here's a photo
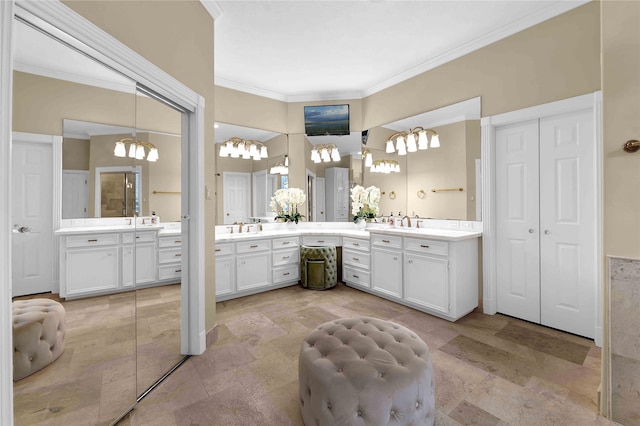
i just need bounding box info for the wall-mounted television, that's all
[304,104,350,136]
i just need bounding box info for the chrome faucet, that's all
[401,215,412,228]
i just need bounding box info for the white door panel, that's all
[12,140,54,296]
[62,170,89,219]
[223,172,251,225]
[539,109,595,338]
[496,120,540,323]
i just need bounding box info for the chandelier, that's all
[370,159,400,173]
[269,155,289,175]
[218,137,268,160]
[311,144,340,163]
[114,137,159,162]
[385,127,440,155]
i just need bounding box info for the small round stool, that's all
[12,299,66,381]
[300,245,337,290]
[298,317,435,425]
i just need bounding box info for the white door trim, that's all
[481,91,603,346]
[2,2,207,423]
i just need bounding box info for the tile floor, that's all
[121,283,612,425]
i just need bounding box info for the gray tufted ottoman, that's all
[299,317,435,425]
[12,299,66,381]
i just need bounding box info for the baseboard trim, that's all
[206,323,219,348]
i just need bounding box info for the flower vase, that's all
[355,219,367,230]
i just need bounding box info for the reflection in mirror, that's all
[362,97,481,221]
[215,123,284,224]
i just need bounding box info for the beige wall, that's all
[601,0,640,418]
[62,138,89,170]
[147,133,182,223]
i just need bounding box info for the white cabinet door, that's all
[371,248,402,297]
[236,252,271,291]
[404,252,449,314]
[123,242,157,287]
[66,246,119,295]
[215,256,235,296]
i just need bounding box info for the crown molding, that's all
[215,76,289,102]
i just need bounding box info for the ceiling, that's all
[212,0,588,102]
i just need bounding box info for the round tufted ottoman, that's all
[12,299,66,381]
[299,317,435,426]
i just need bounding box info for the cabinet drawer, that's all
[343,248,370,269]
[272,236,300,249]
[343,265,370,288]
[272,248,299,267]
[302,235,340,247]
[215,243,234,256]
[159,247,182,264]
[273,264,300,284]
[371,234,402,249]
[159,264,182,280]
[236,240,271,253]
[404,237,448,256]
[159,236,182,248]
[122,231,156,244]
[342,237,369,252]
[66,233,118,248]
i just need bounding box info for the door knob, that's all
[16,226,31,233]
[528,228,535,233]
[544,230,551,235]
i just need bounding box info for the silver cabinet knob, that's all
[528,228,535,234]
[544,230,551,235]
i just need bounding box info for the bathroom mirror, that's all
[362,97,482,221]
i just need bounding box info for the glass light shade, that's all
[430,133,440,148]
[260,146,268,158]
[396,136,407,156]
[321,149,331,162]
[230,145,240,158]
[114,141,126,157]
[284,155,289,166]
[249,143,257,156]
[147,148,159,162]
[386,140,395,153]
[311,148,319,163]
[237,141,245,154]
[252,150,261,160]
[219,144,228,157]
[242,149,251,159]
[135,144,145,160]
[281,167,288,175]
[128,143,137,158]
[331,147,340,161]
[364,152,373,167]
[418,130,428,150]
[406,133,417,152]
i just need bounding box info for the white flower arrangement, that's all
[350,185,381,222]
[270,187,306,223]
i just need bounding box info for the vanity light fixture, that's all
[370,159,400,173]
[311,144,341,163]
[385,127,440,154]
[114,138,159,162]
[269,155,289,175]
[218,137,268,161]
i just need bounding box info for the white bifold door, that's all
[496,108,596,338]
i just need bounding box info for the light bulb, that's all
[406,132,417,152]
[430,133,440,148]
[418,130,428,150]
[386,140,395,153]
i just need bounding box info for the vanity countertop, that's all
[214,227,481,242]
[55,224,164,235]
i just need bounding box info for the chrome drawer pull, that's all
[317,240,325,243]
[420,244,430,248]
[250,245,259,248]
[283,241,290,245]
[175,269,182,273]
[215,248,221,252]
[353,257,360,261]
[174,240,181,243]
[282,256,290,259]
[88,239,98,242]
[175,253,181,257]
[352,242,359,246]
[353,274,359,279]
[382,239,390,243]
[283,272,290,276]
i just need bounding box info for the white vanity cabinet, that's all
[342,236,370,289]
[215,242,235,297]
[122,231,157,287]
[402,235,478,320]
[235,239,271,291]
[272,236,300,285]
[371,234,403,297]
[61,233,119,298]
[158,234,183,282]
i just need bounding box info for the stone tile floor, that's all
[122,283,612,425]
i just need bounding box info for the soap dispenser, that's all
[151,211,159,224]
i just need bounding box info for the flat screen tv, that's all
[304,104,350,136]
